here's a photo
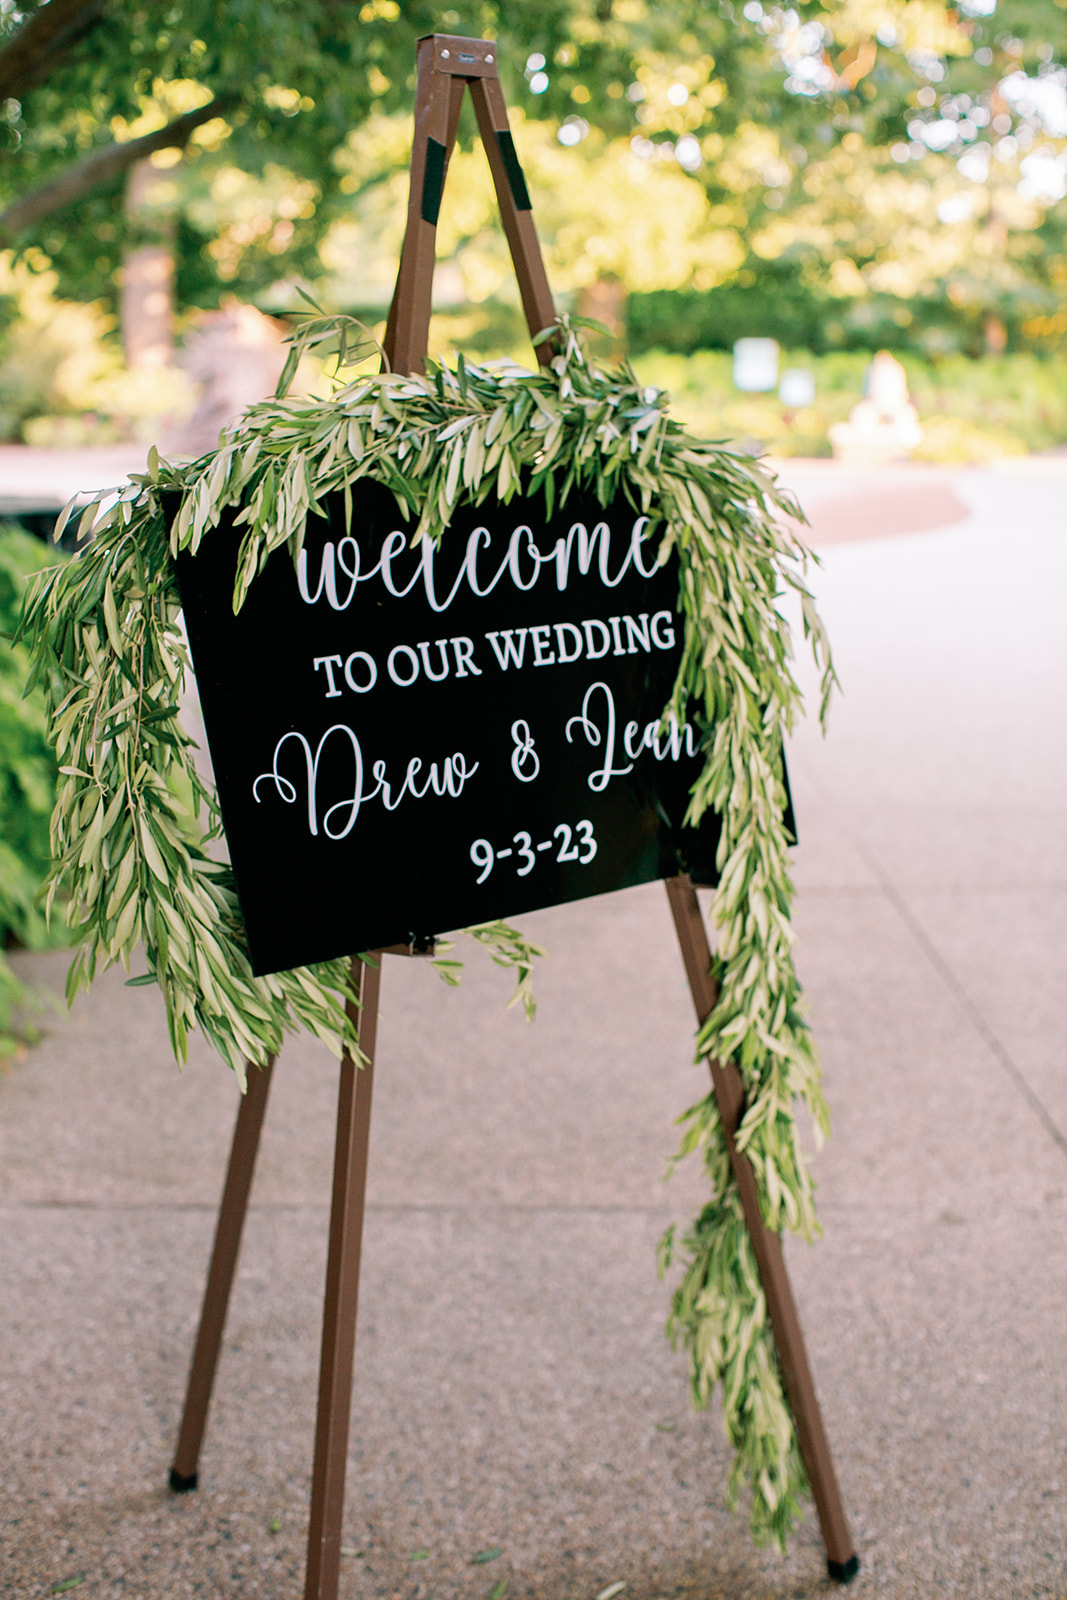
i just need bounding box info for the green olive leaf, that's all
[21,316,834,1550]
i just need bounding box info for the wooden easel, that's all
[168,35,859,1597]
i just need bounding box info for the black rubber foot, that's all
[168,1468,199,1493]
[828,1554,860,1584]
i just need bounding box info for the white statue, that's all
[829,350,923,463]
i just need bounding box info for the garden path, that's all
[1,457,1066,1599]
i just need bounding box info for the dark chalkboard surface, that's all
[174,481,725,975]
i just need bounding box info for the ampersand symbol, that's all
[510,719,540,783]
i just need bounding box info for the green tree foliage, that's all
[2,0,1064,329]
[1,0,443,301]
[3,0,749,304]
[0,249,195,442]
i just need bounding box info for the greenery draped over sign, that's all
[20,319,835,1548]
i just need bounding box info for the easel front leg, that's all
[382,40,466,375]
[170,1053,276,1491]
[665,876,859,1583]
[304,954,382,1600]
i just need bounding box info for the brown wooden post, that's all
[465,70,557,354]
[169,1054,276,1491]
[664,875,859,1583]
[303,954,383,1600]
[382,37,465,376]
[383,34,557,376]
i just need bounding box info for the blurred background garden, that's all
[2,0,1067,1052]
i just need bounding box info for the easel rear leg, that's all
[169,1053,275,1491]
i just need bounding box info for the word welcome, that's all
[297,515,660,615]
[312,611,677,698]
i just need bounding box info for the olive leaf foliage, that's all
[20,316,834,1548]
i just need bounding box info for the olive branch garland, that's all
[19,319,834,1550]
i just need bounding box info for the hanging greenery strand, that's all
[19,318,834,1548]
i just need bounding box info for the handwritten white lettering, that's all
[565,682,634,793]
[252,726,364,839]
[566,682,697,792]
[380,529,423,601]
[253,725,479,838]
[297,538,361,610]
[510,719,540,782]
[623,715,699,762]
[295,515,661,614]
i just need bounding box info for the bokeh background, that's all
[2,0,1067,458]
[2,9,1067,1597]
[4,0,1067,1042]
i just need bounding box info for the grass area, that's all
[630,349,1067,461]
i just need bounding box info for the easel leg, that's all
[169,1054,276,1491]
[304,955,382,1600]
[665,876,859,1583]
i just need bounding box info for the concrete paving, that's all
[2,459,1066,1599]
[0,443,149,513]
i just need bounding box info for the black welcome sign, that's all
[174,481,723,976]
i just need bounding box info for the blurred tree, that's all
[714,0,1067,349]
[0,0,1064,348]
[0,0,768,308]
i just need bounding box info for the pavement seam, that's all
[787,752,1067,1163]
[869,865,1067,1166]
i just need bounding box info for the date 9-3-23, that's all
[470,820,596,884]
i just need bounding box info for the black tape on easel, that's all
[421,137,447,224]
[495,130,532,210]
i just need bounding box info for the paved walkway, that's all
[0,443,149,509]
[1,460,1066,1598]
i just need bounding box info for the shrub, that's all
[627,275,1057,360]
[631,347,1067,459]
[0,522,67,1055]
[0,250,194,445]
